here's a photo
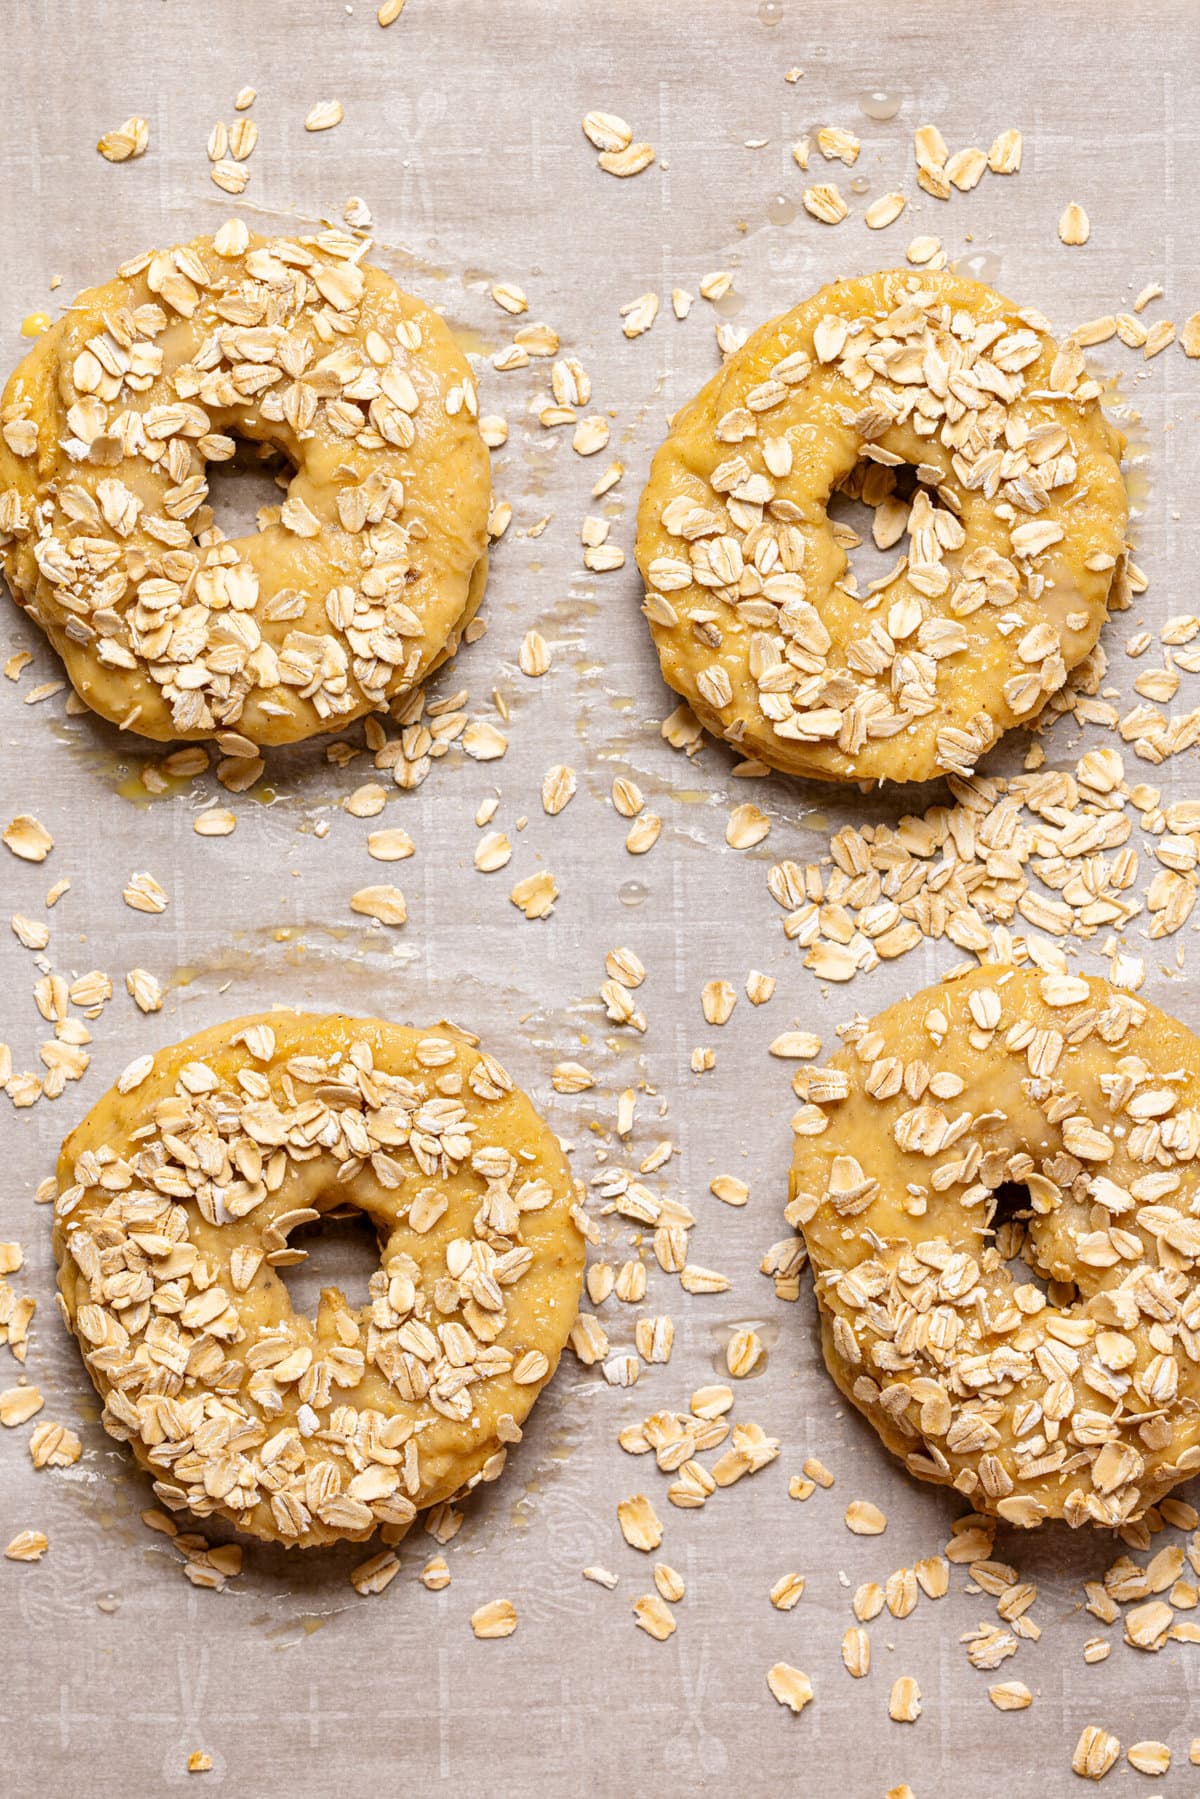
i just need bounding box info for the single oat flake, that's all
[1059,202,1091,245]
[4,1529,48,1561]
[305,100,344,133]
[766,1664,813,1715]
[3,815,53,862]
[470,1598,517,1639]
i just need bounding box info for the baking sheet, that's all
[2,1,1200,1792]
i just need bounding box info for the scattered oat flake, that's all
[618,1493,663,1552]
[726,1328,764,1379]
[701,980,736,1026]
[470,1598,517,1639]
[621,293,660,339]
[583,1565,618,1589]
[4,816,53,863]
[1126,1743,1170,1777]
[947,146,987,191]
[770,1571,805,1611]
[802,183,847,224]
[988,128,1023,173]
[865,192,906,230]
[519,630,551,677]
[625,813,662,855]
[599,142,655,178]
[377,0,406,22]
[194,807,236,838]
[97,116,149,162]
[0,1386,44,1426]
[491,282,528,315]
[907,235,942,266]
[1073,1726,1121,1780]
[187,1754,213,1776]
[888,1676,921,1724]
[462,720,508,761]
[1181,312,1200,357]
[582,111,632,152]
[123,872,168,913]
[125,968,163,1013]
[1144,318,1175,358]
[1059,202,1090,245]
[726,803,770,849]
[350,885,407,926]
[653,1562,685,1604]
[542,765,577,815]
[767,1664,813,1715]
[4,1530,47,1562]
[573,415,611,456]
[474,832,512,873]
[634,1593,676,1640]
[845,1500,887,1536]
[420,1556,450,1590]
[367,828,415,863]
[305,100,344,132]
[817,126,860,165]
[29,1421,82,1469]
[988,1681,1031,1711]
[350,1550,401,1596]
[509,871,558,919]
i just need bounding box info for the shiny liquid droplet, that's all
[714,289,747,319]
[96,1592,121,1614]
[850,176,869,195]
[767,194,797,226]
[618,879,650,908]
[758,0,783,23]
[956,249,1003,285]
[859,88,903,122]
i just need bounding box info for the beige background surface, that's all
[2,2,1200,1793]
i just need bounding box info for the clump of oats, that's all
[97,116,149,162]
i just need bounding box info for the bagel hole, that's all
[827,462,953,601]
[987,1181,1078,1308]
[203,437,295,540]
[277,1207,381,1316]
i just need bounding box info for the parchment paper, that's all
[3,2,1200,1793]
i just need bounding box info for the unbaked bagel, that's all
[54,1012,585,1548]
[788,966,1200,1527]
[636,269,1128,785]
[0,225,491,744]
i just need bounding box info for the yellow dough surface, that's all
[54,1012,585,1548]
[0,226,491,745]
[636,269,1128,785]
[789,965,1200,1527]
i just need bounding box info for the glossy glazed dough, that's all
[54,1012,585,1547]
[789,966,1200,1527]
[636,269,1128,785]
[0,227,491,745]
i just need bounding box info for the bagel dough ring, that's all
[53,1012,585,1548]
[636,269,1128,785]
[0,226,491,745]
[788,966,1200,1528]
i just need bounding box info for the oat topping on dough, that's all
[53,1012,585,1547]
[636,269,1128,784]
[0,230,491,745]
[790,967,1200,1528]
